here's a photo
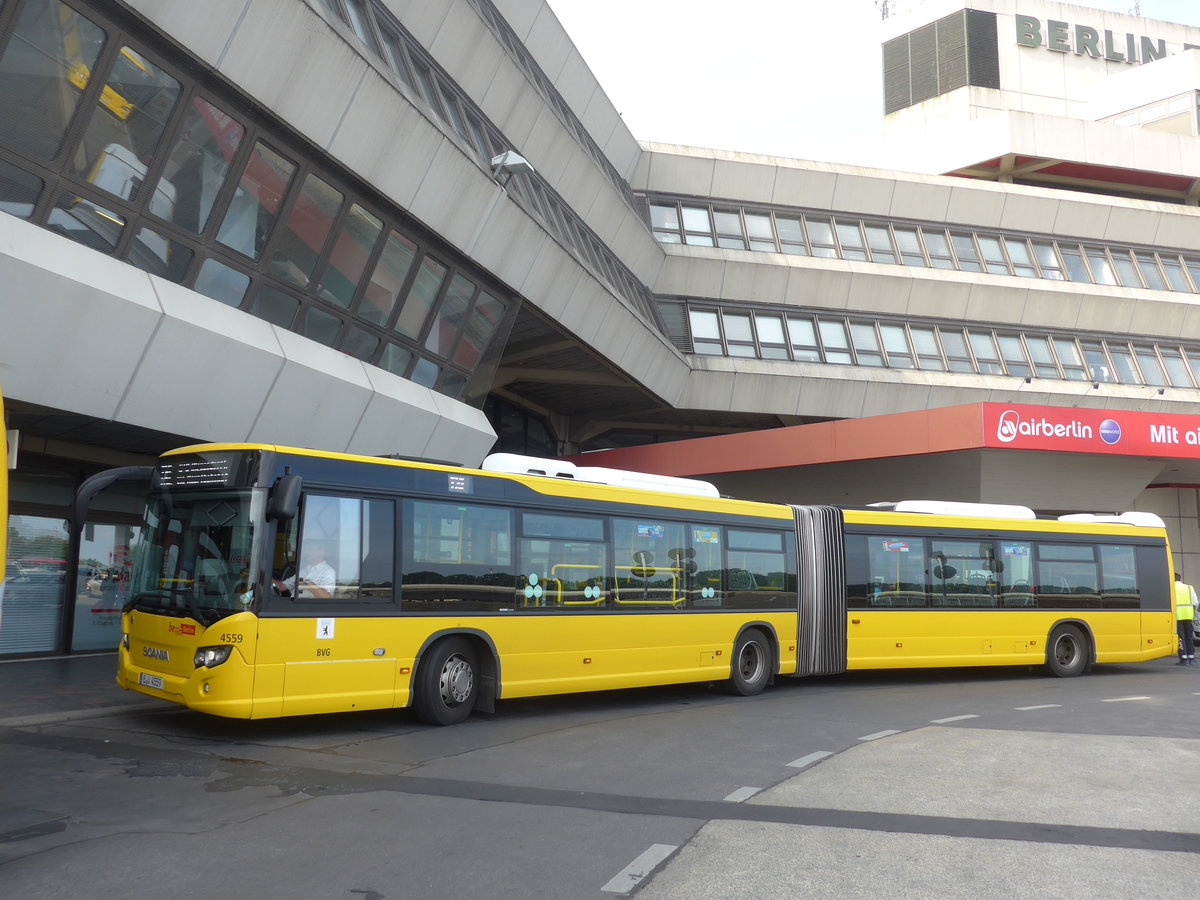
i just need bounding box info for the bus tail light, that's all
[194,645,233,669]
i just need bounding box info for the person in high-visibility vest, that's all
[1174,572,1197,666]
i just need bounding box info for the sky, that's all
[545,0,1200,167]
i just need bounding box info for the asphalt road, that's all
[1,659,1198,899]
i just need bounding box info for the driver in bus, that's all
[274,543,336,599]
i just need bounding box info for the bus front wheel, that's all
[1045,625,1089,677]
[414,637,479,725]
[724,628,772,696]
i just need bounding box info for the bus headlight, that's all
[194,645,233,669]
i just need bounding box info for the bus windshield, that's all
[128,488,264,624]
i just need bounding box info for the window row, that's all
[648,196,1200,294]
[319,0,658,325]
[677,303,1200,388]
[270,492,798,613]
[846,532,1150,610]
[462,0,637,210]
[0,0,513,400]
[1103,91,1196,129]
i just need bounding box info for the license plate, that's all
[139,672,164,690]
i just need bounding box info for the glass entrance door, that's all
[0,514,69,654]
[73,521,141,651]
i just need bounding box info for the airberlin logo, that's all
[995,410,1112,444]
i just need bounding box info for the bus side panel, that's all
[478,611,798,699]
[247,611,797,714]
[1132,610,1176,662]
[846,610,1065,669]
[1078,612,1135,660]
[847,608,1173,669]
[255,616,400,717]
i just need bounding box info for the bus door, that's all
[257,492,398,717]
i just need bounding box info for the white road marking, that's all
[930,714,979,724]
[723,786,761,802]
[1101,695,1151,702]
[858,729,900,741]
[786,750,833,769]
[601,843,678,894]
[1015,704,1062,710]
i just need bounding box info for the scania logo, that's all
[1099,418,1122,444]
[143,646,169,661]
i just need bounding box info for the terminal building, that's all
[3,0,1200,654]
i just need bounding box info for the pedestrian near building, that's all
[1174,572,1197,666]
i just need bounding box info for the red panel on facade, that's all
[567,405,991,476]
[569,403,1200,477]
[1036,161,1192,191]
[951,157,1193,193]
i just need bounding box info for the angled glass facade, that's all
[0,0,519,401]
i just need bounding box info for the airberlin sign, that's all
[983,404,1200,456]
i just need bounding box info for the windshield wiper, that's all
[126,589,219,626]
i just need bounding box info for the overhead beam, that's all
[489,386,553,418]
[492,367,632,388]
[954,156,1193,200]
[956,156,1063,180]
[570,418,751,445]
[500,339,578,365]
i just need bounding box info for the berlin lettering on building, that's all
[1015,14,1200,64]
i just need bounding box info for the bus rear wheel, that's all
[724,628,772,696]
[414,637,479,725]
[1045,625,1089,677]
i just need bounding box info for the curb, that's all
[0,700,170,729]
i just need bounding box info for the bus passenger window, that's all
[611,518,685,607]
[930,539,998,607]
[1036,544,1100,609]
[1099,545,1139,609]
[686,525,723,607]
[999,541,1035,608]
[358,499,395,600]
[724,529,794,611]
[518,512,606,609]
[402,500,514,611]
[860,535,927,607]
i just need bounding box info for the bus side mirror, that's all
[267,474,302,521]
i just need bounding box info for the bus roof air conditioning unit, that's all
[1058,512,1166,528]
[480,453,719,497]
[891,500,1037,520]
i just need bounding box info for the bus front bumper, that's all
[117,645,255,718]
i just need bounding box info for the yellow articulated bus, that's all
[74,444,1176,725]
